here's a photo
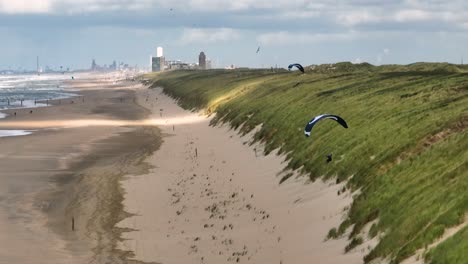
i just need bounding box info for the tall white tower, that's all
[157,47,163,58]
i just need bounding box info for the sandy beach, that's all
[0,74,373,263]
[0,73,160,264]
[117,87,375,264]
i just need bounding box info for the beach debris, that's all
[326,153,333,163]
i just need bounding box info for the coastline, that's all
[0,73,161,263]
[1,74,373,263]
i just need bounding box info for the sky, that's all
[1,0,468,70]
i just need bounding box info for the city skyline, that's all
[1,0,468,70]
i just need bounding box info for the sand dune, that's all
[117,87,373,264]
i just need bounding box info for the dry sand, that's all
[117,87,374,264]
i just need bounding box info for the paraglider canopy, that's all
[288,63,305,73]
[304,114,348,137]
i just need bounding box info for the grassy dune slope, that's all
[146,63,467,263]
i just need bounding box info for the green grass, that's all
[146,63,468,263]
[424,226,468,264]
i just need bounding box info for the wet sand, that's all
[117,87,375,264]
[0,73,160,264]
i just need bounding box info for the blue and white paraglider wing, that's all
[288,63,305,73]
[304,114,348,137]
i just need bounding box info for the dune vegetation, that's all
[145,62,467,263]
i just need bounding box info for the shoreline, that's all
[0,73,161,263]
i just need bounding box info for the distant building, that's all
[152,46,165,72]
[152,56,165,72]
[91,59,97,71]
[199,52,206,70]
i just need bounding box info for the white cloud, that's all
[394,9,431,22]
[180,28,241,44]
[337,10,381,26]
[279,10,319,20]
[0,0,311,14]
[0,0,52,14]
[257,31,357,45]
[352,57,362,64]
[1,0,468,37]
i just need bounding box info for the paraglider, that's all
[288,63,305,73]
[304,114,348,137]
[256,46,260,54]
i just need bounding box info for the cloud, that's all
[394,9,431,22]
[0,0,311,14]
[0,0,52,14]
[257,31,357,45]
[180,28,242,44]
[352,57,363,64]
[337,10,381,26]
[1,0,468,46]
[383,48,390,54]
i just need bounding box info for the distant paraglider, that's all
[288,63,305,73]
[304,114,348,137]
[256,46,260,54]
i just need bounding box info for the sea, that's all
[0,73,78,137]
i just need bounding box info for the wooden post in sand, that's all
[195,148,198,157]
[72,217,75,231]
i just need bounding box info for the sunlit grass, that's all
[147,63,468,263]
